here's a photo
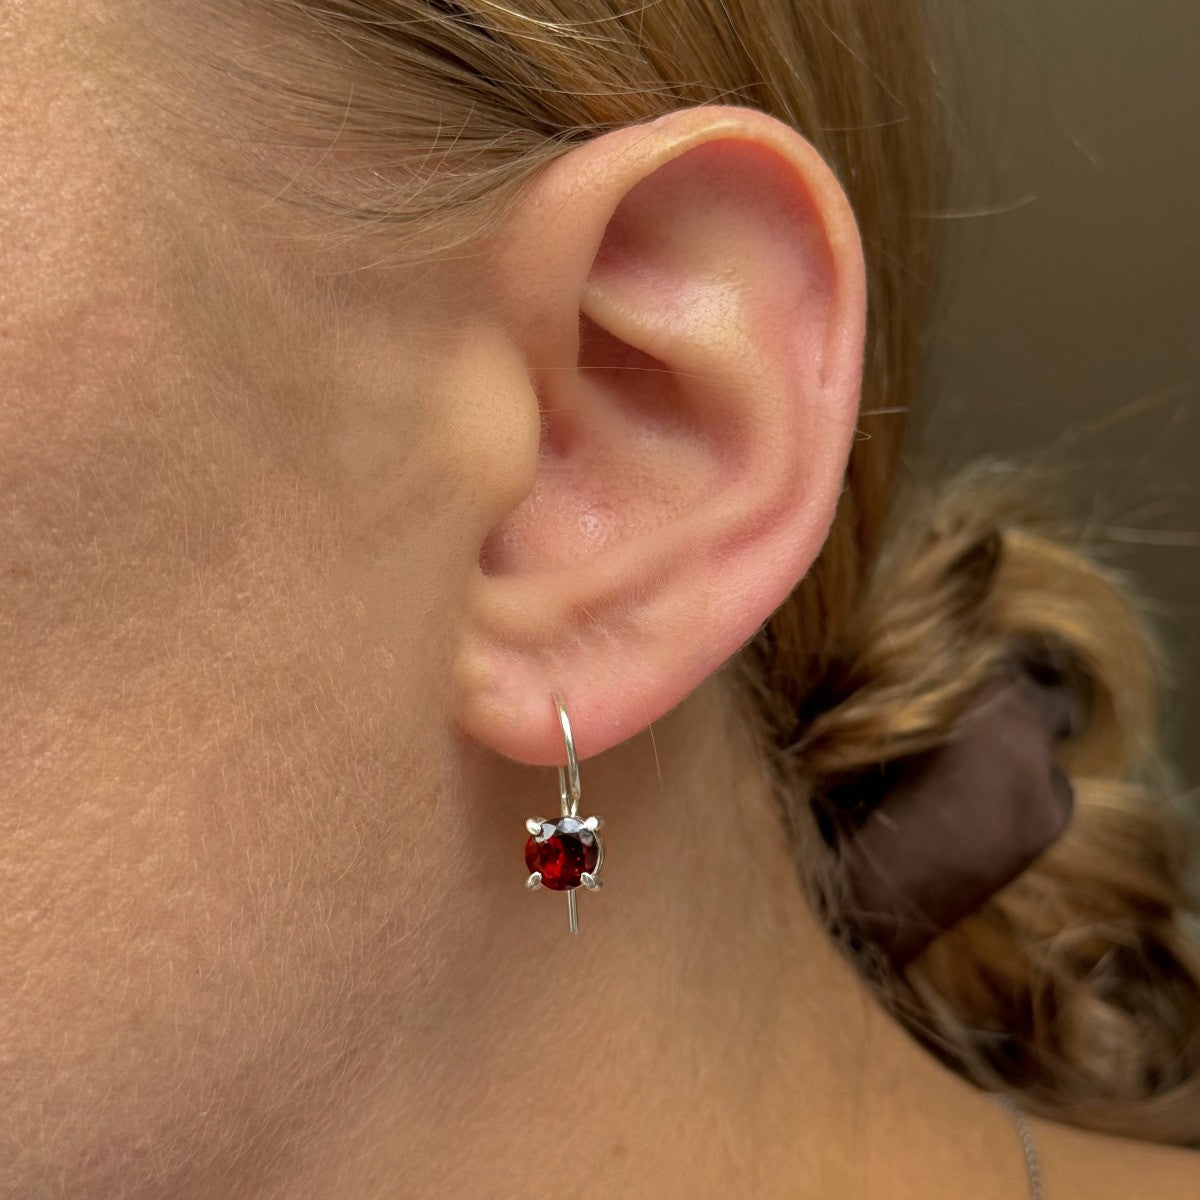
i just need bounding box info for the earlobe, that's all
[453,105,866,767]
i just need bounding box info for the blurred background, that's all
[916,1,1199,793]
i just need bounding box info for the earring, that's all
[524,692,605,933]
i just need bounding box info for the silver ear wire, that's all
[521,692,604,932]
[555,691,581,817]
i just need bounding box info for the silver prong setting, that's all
[526,871,543,891]
[525,817,545,837]
[584,815,603,832]
[580,872,601,890]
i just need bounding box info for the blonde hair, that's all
[166,0,1200,1145]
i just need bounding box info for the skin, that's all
[2,4,1197,1198]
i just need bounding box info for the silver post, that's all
[554,692,582,932]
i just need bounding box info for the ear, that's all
[453,105,866,765]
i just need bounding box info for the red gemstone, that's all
[525,815,599,890]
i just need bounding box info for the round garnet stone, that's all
[525,815,599,891]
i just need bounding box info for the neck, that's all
[246,679,1032,1199]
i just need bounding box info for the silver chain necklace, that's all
[990,1093,1044,1199]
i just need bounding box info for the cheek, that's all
[0,281,468,1199]
[0,370,466,1193]
[1,54,485,1193]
